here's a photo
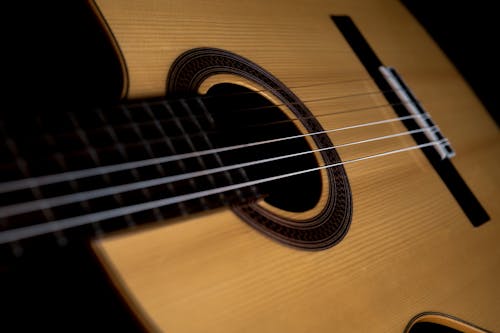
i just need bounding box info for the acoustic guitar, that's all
[1,0,499,332]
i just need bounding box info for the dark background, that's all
[2,1,498,332]
[403,0,499,126]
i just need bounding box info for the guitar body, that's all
[2,0,499,332]
[88,0,500,331]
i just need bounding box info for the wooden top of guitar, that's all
[91,0,500,331]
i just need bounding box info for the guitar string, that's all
[132,86,396,118]
[2,84,408,188]
[0,127,432,219]
[41,86,404,143]
[203,102,404,130]
[128,76,374,106]
[0,139,447,245]
[31,101,405,166]
[9,100,405,187]
[128,90,402,132]
[205,77,375,98]
[0,113,425,193]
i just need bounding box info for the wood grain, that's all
[91,0,500,331]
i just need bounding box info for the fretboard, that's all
[0,96,261,254]
[0,83,322,256]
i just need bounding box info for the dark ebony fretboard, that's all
[0,81,322,256]
[0,96,261,254]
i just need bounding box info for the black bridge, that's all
[332,15,489,227]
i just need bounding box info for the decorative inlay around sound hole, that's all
[166,47,352,250]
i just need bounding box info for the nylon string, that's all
[0,126,433,218]
[0,79,436,243]
[0,113,424,194]
[0,139,447,244]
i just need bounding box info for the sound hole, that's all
[167,47,352,249]
[204,83,321,212]
[408,323,463,333]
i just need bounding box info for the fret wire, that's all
[195,96,258,200]
[164,100,212,209]
[181,98,233,203]
[39,116,105,237]
[196,98,260,198]
[81,110,137,228]
[142,102,190,216]
[65,112,107,235]
[4,126,68,246]
[195,96,216,126]
[53,141,104,237]
[121,104,166,221]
